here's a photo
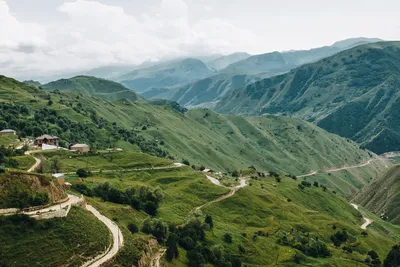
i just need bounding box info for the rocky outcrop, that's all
[136,239,160,267]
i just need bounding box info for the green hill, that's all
[41,75,143,102]
[117,58,214,93]
[353,165,400,225]
[71,162,400,267]
[0,171,66,209]
[0,206,110,267]
[216,41,400,154]
[0,75,386,194]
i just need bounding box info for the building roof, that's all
[52,173,65,179]
[0,129,16,133]
[71,143,89,148]
[36,134,58,140]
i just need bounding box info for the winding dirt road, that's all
[25,150,41,172]
[298,158,383,178]
[350,203,374,229]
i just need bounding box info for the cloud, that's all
[0,0,262,79]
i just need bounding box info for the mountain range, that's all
[215,41,400,154]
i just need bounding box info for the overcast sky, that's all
[1,0,399,80]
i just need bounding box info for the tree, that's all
[76,168,89,178]
[361,231,368,237]
[50,156,62,173]
[182,159,190,166]
[275,177,281,183]
[205,215,213,229]
[128,223,139,234]
[48,100,53,106]
[368,250,379,260]
[384,244,400,267]
[166,233,179,261]
[223,233,233,243]
[313,181,319,187]
[187,248,205,267]
[6,158,19,168]
[232,170,239,177]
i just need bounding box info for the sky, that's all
[1,0,399,80]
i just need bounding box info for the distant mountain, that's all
[42,76,143,102]
[215,41,400,153]
[116,58,215,93]
[23,80,42,88]
[207,52,251,70]
[353,165,400,225]
[332,37,382,48]
[145,38,382,108]
[142,73,259,108]
[83,64,137,80]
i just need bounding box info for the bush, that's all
[313,181,319,187]
[182,159,190,166]
[128,223,139,234]
[223,233,233,243]
[76,168,89,178]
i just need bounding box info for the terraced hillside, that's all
[216,41,400,153]
[353,165,400,225]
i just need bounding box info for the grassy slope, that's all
[70,164,400,267]
[352,165,400,225]
[0,135,19,147]
[216,41,400,153]
[0,206,110,267]
[41,75,142,102]
[38,150,170,172]
[13,155,36,171]
[0,75,386,194]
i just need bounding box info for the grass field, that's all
[38,150,170,172]
[0,135,19,147]
[0,206,110,267]
[13,155,36,171]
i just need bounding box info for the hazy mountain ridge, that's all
[215,41,400,153]
[145,37,382,107]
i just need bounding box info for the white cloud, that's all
[0,0,263,79]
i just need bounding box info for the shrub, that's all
[76,168,89,178]
[128,223,139,234]
[205,215,213,229]
[223,233,233,243]
[182,159,190,166]
[313,181,319,187]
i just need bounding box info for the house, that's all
[35,134,59,147]
[52,173,65,185]
[70,143,90,153]
[0,129,16,136]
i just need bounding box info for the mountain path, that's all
[298,157,386,178]
[25,150,42,172]
[350,203,374,229]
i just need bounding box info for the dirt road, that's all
[83,205,124,267]
[25,150,41,172]
[350,203,374,229]
[298,158,384,178]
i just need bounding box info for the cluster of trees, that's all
[330,229,348,247]
[277,231,331,259]
[141,216,241,267]
[72,183,163,216]
[0,145,27,168]
[0,102,168,158]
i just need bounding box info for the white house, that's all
[0,129,16,136]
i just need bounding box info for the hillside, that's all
[0,206,110,266]
[0,75,386,193]
[117,58,214,93]
[147,38,381,108]
[216,41,400,153]
[0,171,66,209]
[41,75,143,102]
[353,165,400,225]
[69,159,400,267]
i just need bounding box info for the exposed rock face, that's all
[136,239,160,267]
[0,171,67,209]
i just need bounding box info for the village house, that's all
[34,134,59,147]
[70,143,90,153]
[0,129,16,136]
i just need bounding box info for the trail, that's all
[150,248,166,267]
[350,203,374,229]
[25,150,42,172]
[19,154,125,266]
[82,205,124,267]
[298,157,385,178]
